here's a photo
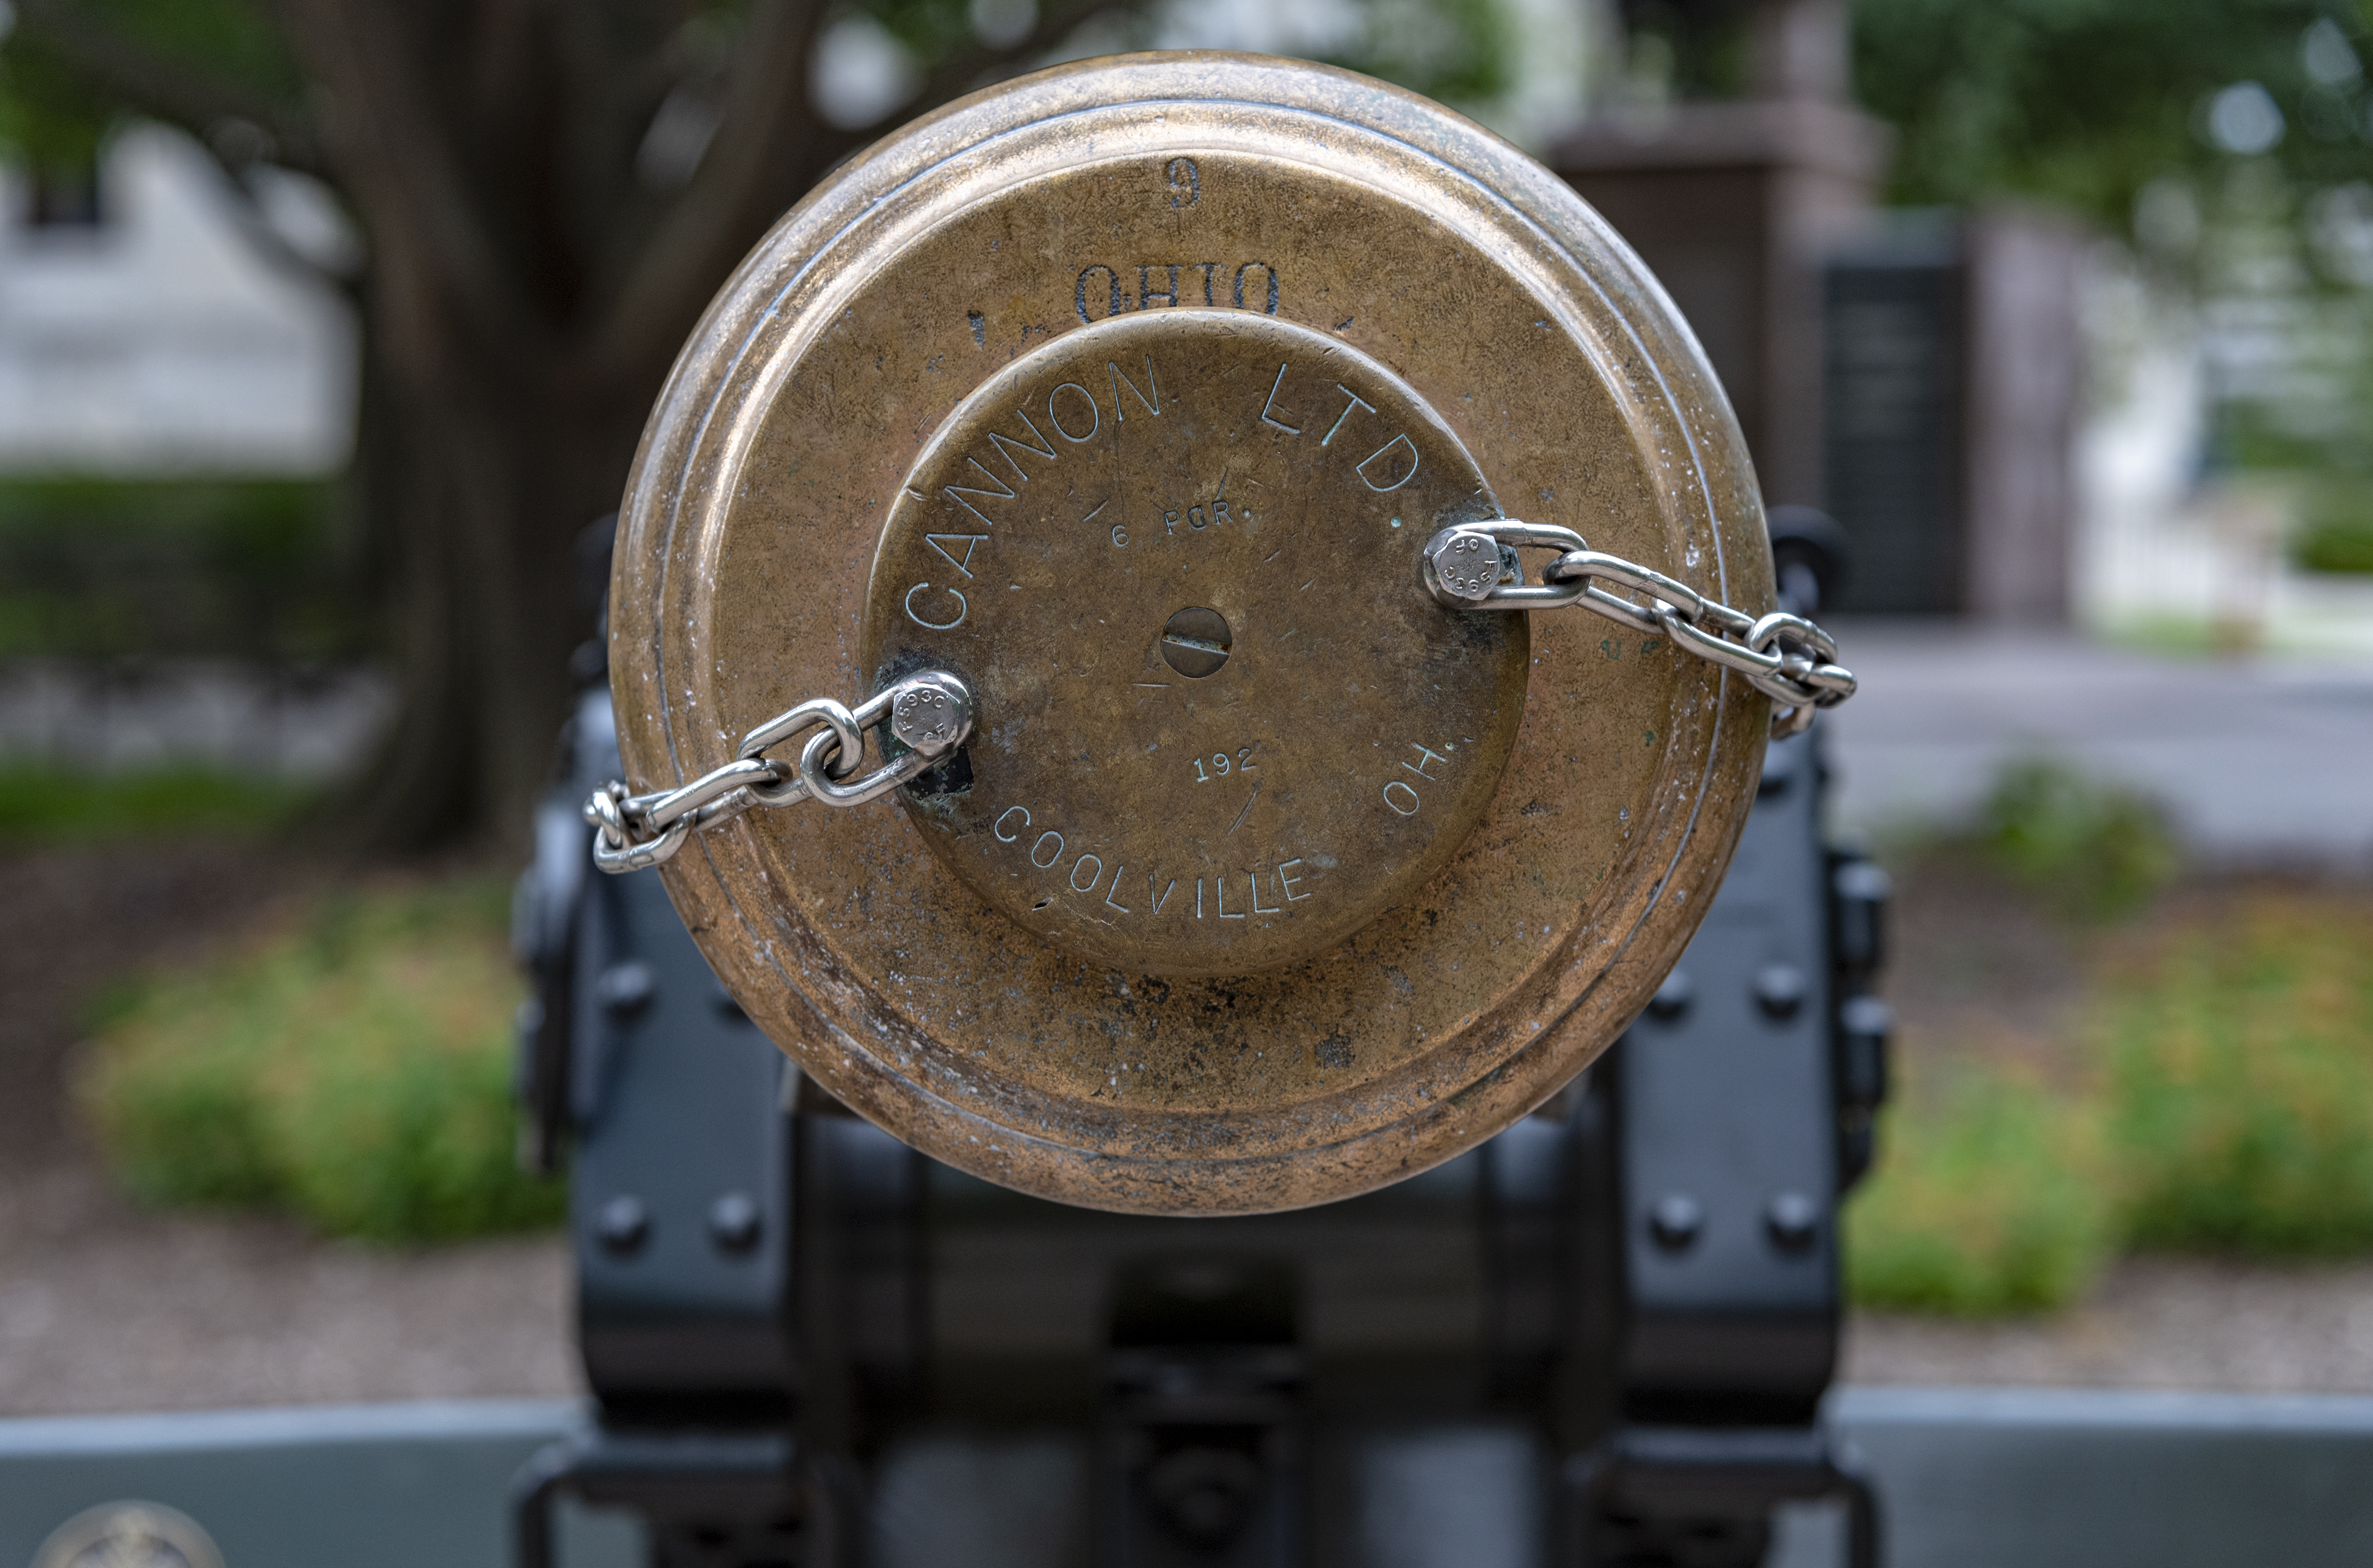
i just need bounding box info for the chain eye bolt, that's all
[1421,519,1857,738]
[586,669,974,871]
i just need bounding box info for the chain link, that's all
[1421,521,1856,737]
[585,670,976,873]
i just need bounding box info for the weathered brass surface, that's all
[864,310,1525,976]
[608,52,1775,1214]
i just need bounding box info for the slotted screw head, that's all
[1159,607,1233,678]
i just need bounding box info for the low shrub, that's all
[2104,894,2373,1255]
[2298,517,2373,575]
[1843,1068,2116,1315]
[2294,480,2373,575]
[1975,759,2179,922]
[0,477,370,661]
[80,877,560,1242]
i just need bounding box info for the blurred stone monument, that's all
[1557,0,2085,620]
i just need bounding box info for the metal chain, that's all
[588,524,1837,872]
[1422,521,1857,737]
[585,670,976,873]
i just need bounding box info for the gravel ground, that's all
[0,1160,578,1415]
[0,839,578,1417]
[0,841,301,1177]
[1846,1257,2373,1394]
[3,839,2371,1416]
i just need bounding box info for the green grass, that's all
[2096,614,2229,661]
[0,764,313,844]
[1845,1069,2116,1315]
[79,876,560,1243]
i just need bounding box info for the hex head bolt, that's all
[1766,1191,1820,1252]
[594,961,655,1019]
[596,1196,649,1256]
[1648,1194,1704,1252]
[1648,968,1693,1022]
[708,1191,762,1253]
[1754,963,1806,1021]
[1422,526,1507,604]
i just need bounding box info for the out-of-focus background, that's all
[1,0,2370,1418]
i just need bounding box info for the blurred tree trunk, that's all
[17,0,1107,851]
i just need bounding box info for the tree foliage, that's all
[0,0,1163,851]
[0,0,1520,850]
[1851,0,2373,229]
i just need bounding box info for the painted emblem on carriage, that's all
[35,1501,225,1568]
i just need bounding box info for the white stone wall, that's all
[0,660,395,781]
[0,125,357,476]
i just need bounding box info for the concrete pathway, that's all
[1821,620,2373,867]
[4,633,2366,866]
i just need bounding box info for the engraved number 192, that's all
[1192,746,1256,782]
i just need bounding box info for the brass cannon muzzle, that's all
[605,52,1776,1214]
